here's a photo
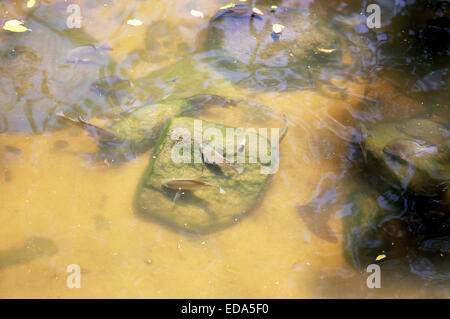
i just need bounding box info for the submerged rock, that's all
[58,94,233,164]
[419,237,450,254]
[359,117,450,197]
[343,191,405,268]
[347,115,450,276]
[206,3,344,90]
[0,2,115,133]
[134,117,273,233]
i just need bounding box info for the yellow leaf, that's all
[3,20,31,32]
[317,48,337,53]
[26,0,36,8]
[3,25,30,32]
[220,3,235,10]
[375,254,386,261]
[127,19,143,26]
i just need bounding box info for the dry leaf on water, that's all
[2,20,31,32]
[127,19,143,26]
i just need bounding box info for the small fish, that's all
[199,142,244,174]
[90,76,130,95]
[173,190,182,202]
[65,43,112,64]
[56,112,123,143]
[411,69,449,93]
[384,138,438,160]
[419,237,450,253]
[162,178,226,194]
[279,113,288,143]
[235,114,287,154]
[397,119,450,146]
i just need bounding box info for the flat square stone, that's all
[134,117,273,233]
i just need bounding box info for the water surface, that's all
[0,0,448,298]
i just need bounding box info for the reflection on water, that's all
[0,0,448,298]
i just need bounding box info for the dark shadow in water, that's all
[133,184,222,237]
[0,236,58,270]
[297,173,340,243]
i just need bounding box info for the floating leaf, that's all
[317,48,337,53]
[3,20,31,32]
[220,3,236,10]
[26,0,36,8]
[4,19,24,26]
[375,254,387,261]
[252,7,264,16]
[127,19,143,26]
[190,9,204,19]
[272,23,285,34]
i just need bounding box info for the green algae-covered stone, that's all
[100,97,200,162]
[128,54,243,105]
[360,118,450,197]
[343,192,399,268]
[206,3,342,90]
[134,117,273,233]
[89,95,230,163]
[0,2,112,133]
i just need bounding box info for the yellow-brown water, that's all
[0,0,448,298]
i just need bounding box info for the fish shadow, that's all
[297,184,340,243]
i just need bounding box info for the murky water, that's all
[0,0,448,298]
